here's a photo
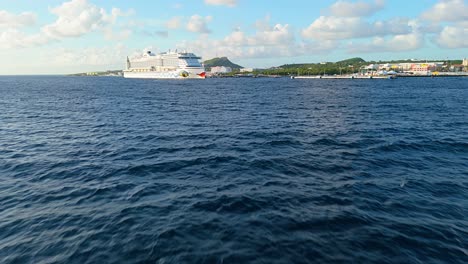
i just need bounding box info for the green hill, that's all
[203,57,243,69]
[336,57,366,65]
[280,57,366,69]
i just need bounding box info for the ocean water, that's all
[0,76,467,263]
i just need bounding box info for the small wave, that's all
[192,194,268,214]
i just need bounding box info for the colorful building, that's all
[362,62,444,75]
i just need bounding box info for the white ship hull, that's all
[123,68,205,79]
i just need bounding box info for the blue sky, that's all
[0,0,467,74]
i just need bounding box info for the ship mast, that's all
[126,56,131,70]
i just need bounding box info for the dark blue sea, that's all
[0,76,467,263]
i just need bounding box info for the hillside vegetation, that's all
[203,57,243,69]
[258,58,460,76]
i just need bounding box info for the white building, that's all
[362,62,444,75]
[210,66,232,74]
[240,68,254,73]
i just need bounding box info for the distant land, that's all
[68,70,122,77]
[68,57,465,76]
[263,57,464,76]
[203,57,243,70]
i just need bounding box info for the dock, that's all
[291,75,394,79]
[291,72,468,79]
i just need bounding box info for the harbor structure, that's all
[210,66,232,74]
[361,62,445,75]
[240,68,254,73]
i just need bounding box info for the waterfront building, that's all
[397,63,413,71]
[450,64,465,72]
[360,64,378,75]
[211,66,232,74]
[361,62,444,75]
[379,63,392,70]
[240,68,254,73]
[409,63,432,75]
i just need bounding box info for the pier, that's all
[291,72,468,79]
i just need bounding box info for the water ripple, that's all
[0,76,467,263]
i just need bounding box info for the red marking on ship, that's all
[197,72,206,78]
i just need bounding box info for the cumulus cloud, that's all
[165,15,213,34]
[434,24,468,48]
[178,36,337,60]
[51,44,128,66]
[204,0,237,7]
[347,33,424,53]
[0,29,48,49]
[327,0,385,17]
[302,16,411,40]
[420,0,468,48]
[252,24,295,46]
[175,19,338,60]
[0,10,36,28]
[221,23,294,47]
[421,0,468,22]
[345,17,426,53]
[1,0,133,49]
[42,0,130,38]
[186,15,212,33]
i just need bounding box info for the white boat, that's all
[123,50,206,79]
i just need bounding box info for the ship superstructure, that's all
[123,50,206,79]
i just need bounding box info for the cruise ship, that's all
[123,50,206,79]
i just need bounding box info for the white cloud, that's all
[252,24,295,46]
[181,37,337,60]
[220,23,294,47]
[421,0,468,22]
[419,0,468,48]
[42,0,131,38]
[0,29,48,49]
[345,16,425,53]
[1,0,133,50]
[409,20,441,34]
[175,20,338,60]
[347,32,424,53]
[42,0,107,38]
[302,16,411,40]
[186,15,212,34]
[51,44,128,66]
[434,24,468,48]
[327,0,385,17]
[204,0,237,7]
[0,10,36,28]
[166,15,213,34]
